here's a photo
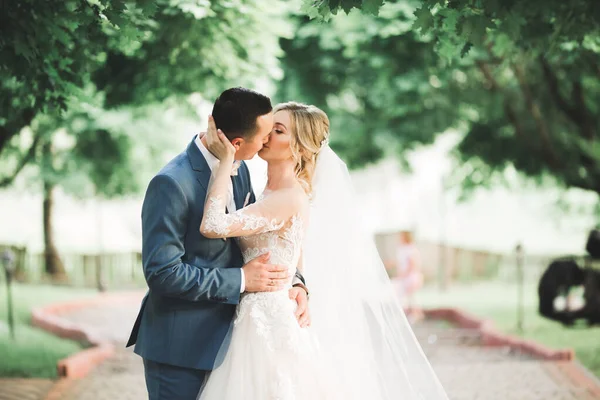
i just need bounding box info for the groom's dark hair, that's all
[212,87,272,140]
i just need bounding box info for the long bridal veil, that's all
[303,144,449,399]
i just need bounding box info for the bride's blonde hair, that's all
[273,102,329,194]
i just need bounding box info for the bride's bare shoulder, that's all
[270,185,309,207]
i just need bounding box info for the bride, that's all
[198,102,448,399]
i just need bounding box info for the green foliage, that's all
[309,0,600,61]
[449,50,600,195]
[94,0,290,107]
[0,0,156,148]
[3,0,600,199]
[23,95,194,199]
[279,2,462,168]
[292,0,600,195]
[0,0,155,189]
[1,0,289,196]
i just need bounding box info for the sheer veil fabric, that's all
[303,144,449,399]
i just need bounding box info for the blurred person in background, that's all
[390,230,424,322]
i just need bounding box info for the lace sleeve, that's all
[200,189,307,239]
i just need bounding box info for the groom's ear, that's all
[231,137,243,150]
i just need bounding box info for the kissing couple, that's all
[127,87,449,399]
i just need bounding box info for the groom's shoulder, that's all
[157,150,192,177]
[148,150,194,189]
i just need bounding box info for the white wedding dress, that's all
[198,145,449,400]
[199,189,341,399]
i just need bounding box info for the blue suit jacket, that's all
[126,138,255,370]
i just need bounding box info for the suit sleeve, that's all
[142,174,241,305]
[293,270,306,286]
[293,251,306,286]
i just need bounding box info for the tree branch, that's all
[540,58,579,122]
[539,57,600,192]
[476,60,500,91]
[541,57,596,141]
[572,80,595,141]
[476,59,567,181]
[0,133,43,187]
[511,62,561,170]
[477,61,531,140]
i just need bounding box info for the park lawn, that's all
[416,281,600,378]
[0,283,96,378]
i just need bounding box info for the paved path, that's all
[0,379,54,400]
[46,304,145,400]
[2,298,600,399]
[415,323,600,400]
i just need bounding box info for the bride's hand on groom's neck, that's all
[206,115,236,163]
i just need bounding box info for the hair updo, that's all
[273,102,329,194]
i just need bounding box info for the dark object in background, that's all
[580,268,600,325]
[537,259,586,325]
[538,227,600,326]
[586,229,600,259]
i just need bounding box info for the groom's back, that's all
[128,139,246,371]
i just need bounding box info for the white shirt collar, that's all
[194,134,241,212]
[195,134,219,171]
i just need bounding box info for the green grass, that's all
[416,281,600,378]
[0,283,97,378]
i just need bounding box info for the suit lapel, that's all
[186,138,211,192]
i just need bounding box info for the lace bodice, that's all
[239,213,305,285]
[201,189,309,287]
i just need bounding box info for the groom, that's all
[126,87,310,399]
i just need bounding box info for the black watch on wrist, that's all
[293,283,310,300]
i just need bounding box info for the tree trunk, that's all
[43,179,68,282]
[14,247,27,282]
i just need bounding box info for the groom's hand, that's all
[243,252,291,292]
[289,287,310,328]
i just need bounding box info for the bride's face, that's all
[258,110,293,162]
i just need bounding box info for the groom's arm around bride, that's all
[138,172,289,302]
[126,156,290,399]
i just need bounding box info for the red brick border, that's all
[421,307,575,361]
[56,343,115,379]
[31,291,144,379]
[543,361,600,398]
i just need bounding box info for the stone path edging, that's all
[422,307,574,361]
[30,291,143,379]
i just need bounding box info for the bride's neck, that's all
[266,159,296,191]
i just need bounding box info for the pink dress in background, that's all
[392,244,424,298]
